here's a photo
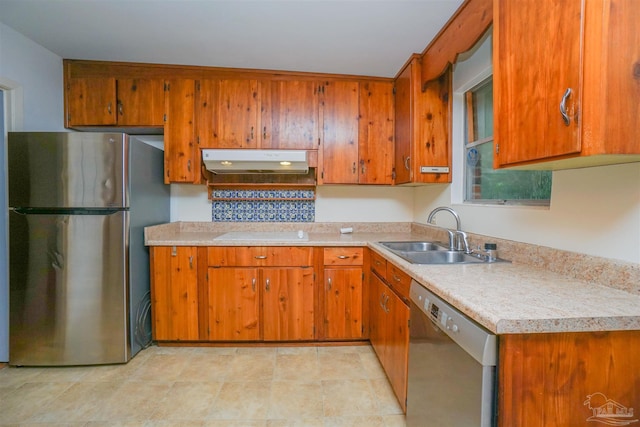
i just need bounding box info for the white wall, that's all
[170,184,415,223]
[413,33,640,264]
[0,23,64,130]
[0,22,64,362]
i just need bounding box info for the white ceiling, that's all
[0,0,463,78]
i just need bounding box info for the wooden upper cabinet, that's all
[66,77,117,126]
[164,79,198,184]
[320,81,360,184]
[358,81,394,184]
[394,57,451,184]
[494,0,640,169]
[66,76,164,127]
[198,79,259,149]
[261,80,320,150]
[116,78,164,126]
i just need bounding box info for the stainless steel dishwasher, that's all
[407,280,497,426]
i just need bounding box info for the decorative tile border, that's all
[211,189,315,222]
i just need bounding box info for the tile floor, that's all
[0,344,407,426]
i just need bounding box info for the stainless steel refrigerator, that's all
[7,132,169,366]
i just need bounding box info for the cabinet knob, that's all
[265,278,270,291]
[560,88,572,126]
[107,102,112,115]
[252,277,256,292]
[327,277,332,291]
[404,156,411,171]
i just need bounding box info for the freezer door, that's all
[9,210,129,366]
[8,132,128,209]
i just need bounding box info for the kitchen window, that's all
[464,77,551,205]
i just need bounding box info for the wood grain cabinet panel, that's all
[494,0,640,169]
[262,267,315,341]
[369,271,409,412]
[206,267,260,341]
[358,81,395,184]
[163,79,198,184]
[394,57,451,184]
[320,81,360,184]
[498,331,640,427]
[116,78,164,126]
[323,267,364,340]
[66,77,117,126]
[261,80,320,150]
[66,76,164,127]
[198,79,260,149]
[150,246,200,341]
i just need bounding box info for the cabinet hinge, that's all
[67,114,71,122]
[391,169,396,180]
[362,272,365,281]
[495,143,500,154]
[196,81,200,91]
[392,87,396,95]
[163,114,167,123]
[197,136,200,145]
[164,82,170,92]
[206,271,208,281]
[321,171,324,179]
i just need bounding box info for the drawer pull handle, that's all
[338,255,350,259]
[393,274,401,282]
[254,255,268,259]
[375,260,381,266]
[560,88,572,126]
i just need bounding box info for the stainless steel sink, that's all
[379,241,447,252]
[378,241,507,265]
[398,250,487,264]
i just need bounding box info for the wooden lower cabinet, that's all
[370,271,409,412]
[262,267,315,341]
[498,330,640,427]
[323,267,364,340]
[321,247,365,340]
[150,246,200,341]
[206,267,260,341]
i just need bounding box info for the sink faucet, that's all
[426,207,472,253]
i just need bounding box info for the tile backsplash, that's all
[211,189,315,222]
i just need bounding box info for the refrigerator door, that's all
[9,209,129,366]
[8,132,128,209]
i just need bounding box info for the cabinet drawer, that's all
[371,251,387,277]
[207,246,313,267]
[323,247,364,266]
[386,263,411,302]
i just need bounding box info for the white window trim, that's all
[451,65,492,205]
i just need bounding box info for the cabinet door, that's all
[263,267,315,341]
[150,246,199,341]
[321,81,360,184]
[66,77,117,126]
[117,78,164,126]
[164,79,198,183]
[261,80,320,150]
[413,69,451,184]
[204,79,260,149]
[494,0,582,166]
[385,287,410,412]
[359,81,394,184]
[207,267,260,341]
[393,60,415,184]
[323,267,363,340]
[369,273,388,362]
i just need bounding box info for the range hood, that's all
[202,149,309,174]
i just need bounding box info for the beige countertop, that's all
[145,222,640,335]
